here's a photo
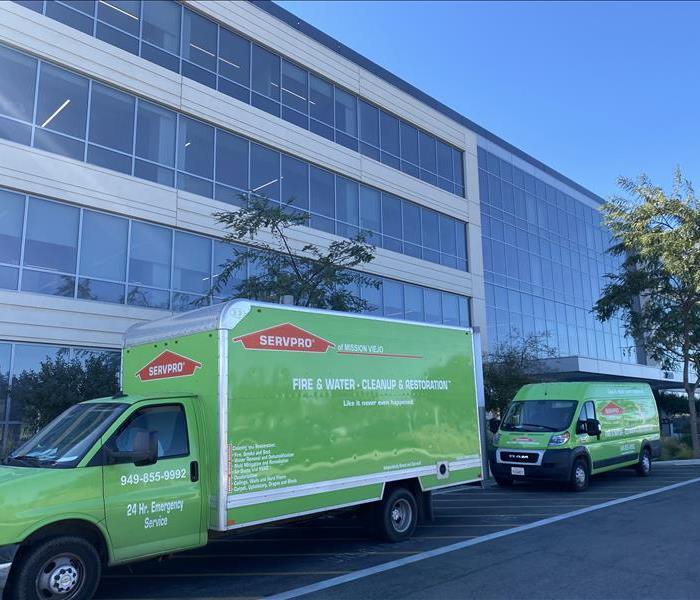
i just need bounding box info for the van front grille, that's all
[500,451,539,464]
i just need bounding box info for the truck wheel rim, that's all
[643,453,651,472]
[390,498,412,533]
[575,465,586,486]
[36,553,85,598]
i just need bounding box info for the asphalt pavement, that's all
[96,463,700,600]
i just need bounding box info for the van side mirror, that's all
[586,419,601,438]
[489,419,501,434]
[132,431,159,467]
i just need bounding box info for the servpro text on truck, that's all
[0,300,485,599]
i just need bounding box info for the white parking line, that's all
[265,475,700,600]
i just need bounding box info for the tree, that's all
[483,330,557,416]
[594,170,700,457]
[206,197,378,311]
[9,351,119,438]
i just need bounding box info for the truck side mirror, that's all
[586,419,601,438]
[489,419,501,434]
[132,431,159,467]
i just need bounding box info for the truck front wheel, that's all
[371,487,418,542]
[10,536,101,600]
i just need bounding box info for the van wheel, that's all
[636,447,652,477]
[569,458,589,492]
[493,475,513,487]
[10,536,101,600]
[370,487,418,542]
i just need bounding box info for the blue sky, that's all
[276,1,699,199]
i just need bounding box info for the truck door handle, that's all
[190,460,199,483]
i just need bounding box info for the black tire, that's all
[370,487,418,542]
[636,447,652,477]
[569,457,590,492]
[493,475,514,487]
[9,536,101,600]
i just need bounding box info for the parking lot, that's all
[96,463,700,599]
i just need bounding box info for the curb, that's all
[656,459,700,466]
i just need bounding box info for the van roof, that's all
[82,393,195,406]
[515,381,653,402]
[124,298,471,346]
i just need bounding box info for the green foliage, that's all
[207,197,378,311]
[594,170,700,456]
[483,330,557,415]
[10,351,119,436]
[661,436,694,460]
[656,390,697,416]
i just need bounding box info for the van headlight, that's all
[492,433,501,445]
[548,432,570,446]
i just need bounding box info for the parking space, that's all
[95,463,700,599]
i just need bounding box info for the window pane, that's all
[458,296,470,326]
[79,210,127,280]
[173,231,210,294]
[456,221,467,259]
[380,111,399,156]
[440,216,457,256]
[88,82,134,153]
[404,284,424,322]
[419,131,437,173]
[250,143,280,200]
[361,278,382,314]
[36,63,89,138]
[109,405,188,460]
[78,278,125,303]
[0,265,18,290]
[310,166,334,219]
[359,186,381,241]
[141,2,180,54]
[336,176,358,225]
[0,189,25,265]
[402,202,421,245]
[281,154,309,210]
[213,241,245,298]
[334,88,356,136]
[0,45,37,122]
[219,28,250,86]
[309,75,333,126]
[97,0,140,36]
[24,197,79,273]
[437,141,453,180]
[129,221,172,288]
[382,193,402,239]
[177,115,214,179]
[421,208,439,250]
[400,122,418,165]
[21,269,75,297]
[453,148,464,186]
[383,280,404,319]
[359,100,379,146]
[251,45,280,100]
[127,285,169,309]
[135,100,176,166]
[45,1,93,34]
[182,7,217,71]
[424,289,442,323]
[281,60,307,113]
[442,292,459,326]
[215,129,248,191]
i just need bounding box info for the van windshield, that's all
[501,400,578,432]
[4,402,127,469]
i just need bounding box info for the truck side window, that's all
[105,404,189,464]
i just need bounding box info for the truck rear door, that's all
[100,399,205,562]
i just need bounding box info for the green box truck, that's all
[0,300,484,599]
[489,382,661,491]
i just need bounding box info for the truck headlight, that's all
[492,433,501,445]
[548,432,570,446]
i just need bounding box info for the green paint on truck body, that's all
[0,300,484,571]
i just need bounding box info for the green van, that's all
[489,382,661,491]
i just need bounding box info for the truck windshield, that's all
[501,400,578,433]
[4,402,127,468]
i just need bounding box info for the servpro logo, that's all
[233,323,335,353]
[136,350,202,381]
[601,402,625,416]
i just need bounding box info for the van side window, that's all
[105,404,189,464]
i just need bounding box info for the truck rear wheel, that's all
[636,447,652,477]
[371,487,418,542]
[10,536,101,600]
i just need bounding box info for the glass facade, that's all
[478,147,638,364]
[0,341,119,454]
[0,42,467,272]
[14,0,465,197]
[0,186,471,325]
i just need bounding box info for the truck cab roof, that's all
[515,381,652,402]
[82,393,196,406]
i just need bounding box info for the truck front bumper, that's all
[489,448,574,482]
[0,544,19,598]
